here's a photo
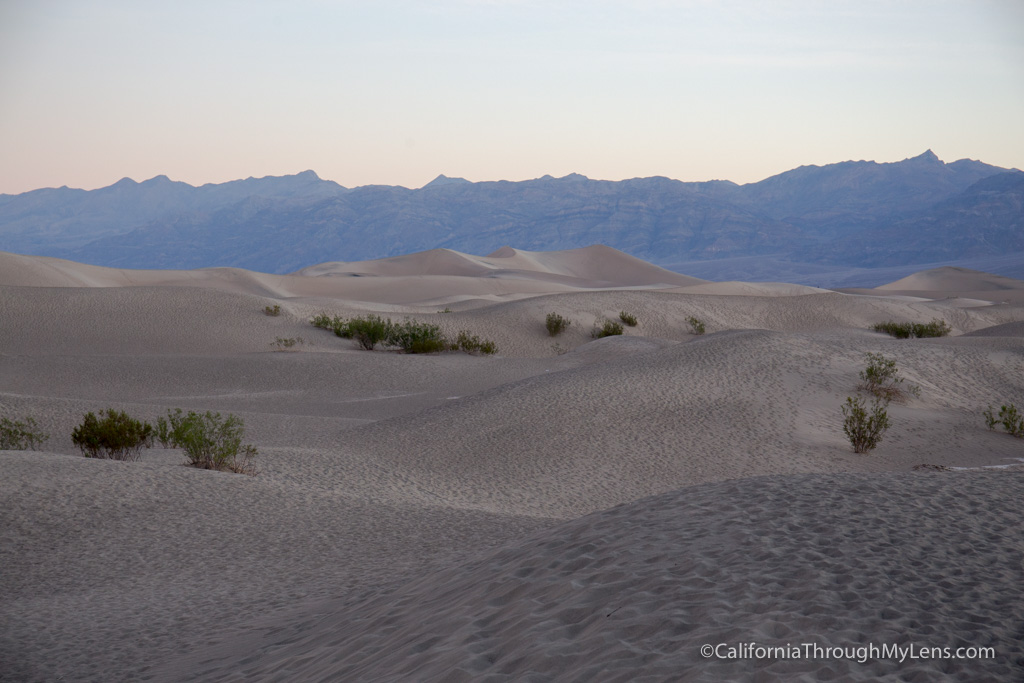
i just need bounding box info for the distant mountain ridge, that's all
[0,151,1020,276]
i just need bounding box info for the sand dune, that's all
[296,245,703,287]
[0,245,700,307]
[841,266,1024,305]
[2,249,1023,681]
[878,266,1024,293]
[159,472,1023,683]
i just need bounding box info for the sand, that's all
[2,246,1023,681]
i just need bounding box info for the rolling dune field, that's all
[1,247,1022,681]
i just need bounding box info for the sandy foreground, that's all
[1,246,1023,681]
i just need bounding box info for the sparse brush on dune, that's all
[618,311,638,327]
[263,304,281,316]
[452,330,497,355]
[312,313,496,355]
[390,319,448,354]
[841,396,891,454]
[686,316,706,335]
[71,409,153,461]
[271,337,305,351]
[346,315,394,350]
[592,319,624,338]
[311,313,351,337]
[983,403,1024,438]
[872,319,951,339]
[156,408,258,474]
[858,352,920,402]
[545,312,571,337]
[0,415,49,450]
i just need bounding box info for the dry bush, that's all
[0,415,49,450]
[984,404,1024,438]
[858,352,920,402]
[71,409,153,461]
[842,396,891,454]
[546,312,571,337]
[592,319,624,338]
[157,408,257,474]
[872,319,951,339]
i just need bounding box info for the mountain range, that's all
[1,150,1021,282]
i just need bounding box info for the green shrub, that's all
[452,330,497,355]
[983,405,999,430]
[872,319,951,339]
[315,313,496,356]
[841,396,891,454]
[686,316,706,335]
[71,409,154,461]
[858,352,920,402]
[438,307,452,313]
[390,319,447,353]
[546,312,571,337]
[311,313,351,337]
[347,315,394,350]
[271,337,305,351]
[984,403,1024,438]
[619,311,638,327]
[311,312,334,330]
[157,409,257,474]
[592,319,624,338]
[874,322,911,338]
[0,416,49,450]
[264,304,281,316]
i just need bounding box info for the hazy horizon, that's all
[4,148,1019,196]
[2,0,1022,195]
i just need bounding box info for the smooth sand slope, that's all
[843,266,1024,306]
[2,247,1023,682]
[168,472,1024,683]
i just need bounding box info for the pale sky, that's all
[1,0,1022,194]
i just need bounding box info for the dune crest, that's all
[0,245,703,305]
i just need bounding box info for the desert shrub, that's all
[0,416,49,450]
[841,396,891,454]
[914,319,952,337]
[71,409,153,461]
[154,408,181,448]
[592,319,624,338]
[872,319,951,339]
[314,313,496,356]
[271,336,305,351]
[619,311,638,327]
[858,352,920,402]
[389,319,447,354]
[687,316,706,335]
[984,403,1024,438]
[158,409,257,474]
[452,330,497,355]
[438,307,452,313]
[346,315,393,350]
[264,304,281,316]
[546,312,571,337]
[982,405,999,430]
[873,321,912,339]
[311,313,351,337]
[311,312,334,330]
